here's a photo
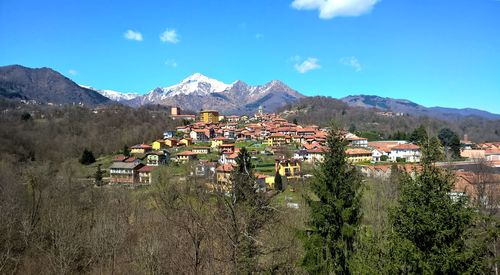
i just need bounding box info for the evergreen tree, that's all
[94,164,104,186]
[388,137,489,273]
[274,171,283,192]
[79,148,96,165]
[438,128,461,159]
[409,125,428,145]
[293,118,298,125]
[122,145,130,157]
[301,125,363,274]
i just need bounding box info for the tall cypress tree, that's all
[301,125,363,274]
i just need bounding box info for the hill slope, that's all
[0,65,111,106]
[341,95,500,120]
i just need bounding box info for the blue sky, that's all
[1,0,499,113]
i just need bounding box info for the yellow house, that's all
[275,159,301,179]
[152,140,165,150]
[130,144,153,154]
[268,133,287,146]
[164,138,177,147]
[346,148,372,163]
[211,136,229,149]
[178,138,193,147]
[200,110,219,123]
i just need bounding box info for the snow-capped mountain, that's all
[80,85,140,102]
[125,73,305,114]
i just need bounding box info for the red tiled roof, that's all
[392,144,420,150]
[177,151,197,156]
[138,165,157,172]
[217,163,235,172]
[346,148,372,155]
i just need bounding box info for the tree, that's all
[301,124,363,274]
[122,145,130,157]
[79,149,96,165]
[293,118,298,125]
[94,164,104,186]
[388,138,489,273]
[409,125,427,145]
[274,172,283,192]
[215,147,274,273]
[438,128,461,159]
[21,112,32,121]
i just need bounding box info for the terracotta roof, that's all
[392,144,420,150]
[138,165,157,172]
[131,144,152,149]
[217,163,235,172]
[346,148,372,155]
[114,155,128,162]
[177,151,197,156]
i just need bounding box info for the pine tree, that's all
[438,128,461,159]
[301,125,363,274]
[94,164,104,186]
[79,148,96,165]
[122,145,130,157]
[388,136,489,273]
[274,171,283,192]
[409,125,428,145]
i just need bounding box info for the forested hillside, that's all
[280,96,500,142]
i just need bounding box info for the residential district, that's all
[108,106,500,196]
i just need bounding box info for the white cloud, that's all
[291,0,379,19]
[160,29,179,44]
[340,56,362,71]
[68,69,78,76]
[124,29,143,41]
[294,57,321,73]
[165,59,178,68]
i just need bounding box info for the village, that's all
[107,106,500,195]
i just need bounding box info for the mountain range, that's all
[0,65,498,120]
[124,73,305,114]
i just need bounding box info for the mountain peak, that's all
[181,72,212,83]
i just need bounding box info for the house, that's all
[146,151,169,166]
[486,149,500,161]
[268,133,287,146]
[346,134,368,147]
[216,163,235,188]
[109,162,143,184]
[346,148,373,163]
[164,138,178,148]
[371,148,388,162]
[130,144,153,154]
[192,146,211,155]
[138,165,157,184]
[163,130,176,139]
[220,151,239,165]
[389,144,421,162]
[190,129,210,141]
[226,115,240,122]
[211,136,231,148]
[306,147,327,163]
[152,140,165,150]
[219,143,235,154]
[200,110,219,123]
[176,151,198,162]
[191,161,217,182]
[178,138,193,147]
[275,158,301,179]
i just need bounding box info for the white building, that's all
[389,144,421,162]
